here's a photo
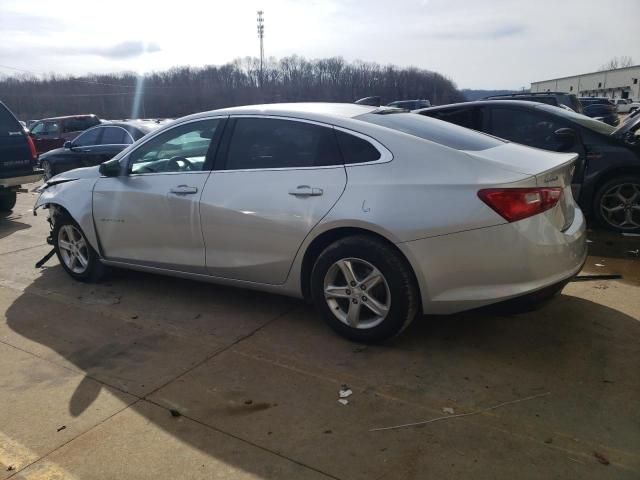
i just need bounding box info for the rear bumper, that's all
[399,207,587,314]
[0,171,43,188]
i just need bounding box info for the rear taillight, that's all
[26,135,37,160]
[478,187,563,222]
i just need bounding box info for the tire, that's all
[310,235,419,343]
[41,160,54,180]
[0,191,17,212]
[53,213,105,282]
[593,175,640,232]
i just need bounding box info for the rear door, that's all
[0,103,33,178]
[81,126,132,167]
[200,116,347,284]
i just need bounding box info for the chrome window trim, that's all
[221,114,393,172]
[124,116,227,176]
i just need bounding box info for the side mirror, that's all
[64,141,73,149]
[99,161,121,177]
[554,127,577,147]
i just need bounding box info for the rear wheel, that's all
[53,214,105,282]
[311,235,419,343]
[0,191,17,212]
[593,175,640,232]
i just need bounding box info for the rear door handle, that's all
[170,185,198,195]
[288,185,323,197]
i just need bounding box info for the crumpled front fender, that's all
[34,177,101,254]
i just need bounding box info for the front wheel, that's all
[593,175,640,232]
[311,235,419,343]
[53,214,105,282]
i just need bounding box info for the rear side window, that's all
[359,112,503,151]
[335,130,380,164]
[101,127,130,145]
[424,107,477,130]
[226,118,342,170]
[64,117,100,133]
[0,103,21,134]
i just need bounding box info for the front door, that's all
[93,118,225,273]
[200,116,347,284]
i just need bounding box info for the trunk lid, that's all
[465,142,578,231]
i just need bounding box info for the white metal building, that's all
[531,65,640,100]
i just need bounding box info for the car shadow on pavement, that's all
[4,265,640,478]
[0,215,31,241]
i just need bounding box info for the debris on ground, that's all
[370,392,551,432]
[169,409,182,418]
[339,385,353,399]
[57,425,66,432]
[586,239,593,243]
[442,407,455,415]
[593,451,610,465]
[244,399,253,405]
[338,399,349,406]
[353,345,367,353]
[594,263,605,267]
[6,465,15,471]
[130,315,138,319]
[544,438,553,444]
[571,274,622,282]
[628,249,639,257]
[323,429,332,434]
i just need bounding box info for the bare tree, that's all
[0,56,465,120]
[598,56,634,71]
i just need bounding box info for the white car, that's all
[34,103,587,342]
[612,98,640,113]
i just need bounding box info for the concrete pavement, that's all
[1,188,639,479]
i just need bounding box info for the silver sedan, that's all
[35,103,587,342]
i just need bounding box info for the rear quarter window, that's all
[358,112,503,151]
[335,130,381,164]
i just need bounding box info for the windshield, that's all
[357,111,504,151]
[536,104,616,135]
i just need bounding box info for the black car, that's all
[579,97,620,126]
[0,101,41,211]
[484,91,583,113]
[416,100,640,232]
[38,121,165,179]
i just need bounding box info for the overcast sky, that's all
[1,0,639,89]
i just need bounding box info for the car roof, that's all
[38,114,98,121]
[99,120,166,134]
[183,103,380,123]
[414,99,549,112]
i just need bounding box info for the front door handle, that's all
[170,185,198,195]
[288,185,323,197]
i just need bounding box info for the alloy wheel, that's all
[323,257,391,329]
[599,182,640,230]
[57,224,89,274]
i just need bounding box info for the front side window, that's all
[225,118,341,170]
[100,127,130,145]
[489,108,568,151]
[129,119,221,174]
[30,122,45,135]
[74,127,102,147]
[43,121,59,135]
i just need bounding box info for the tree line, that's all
[0,56,464,120]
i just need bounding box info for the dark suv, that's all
[0,101,41,211]
[28,115,101,154]
[416,100,640,232]
[484,92,583,113]
[579,97,619,126]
